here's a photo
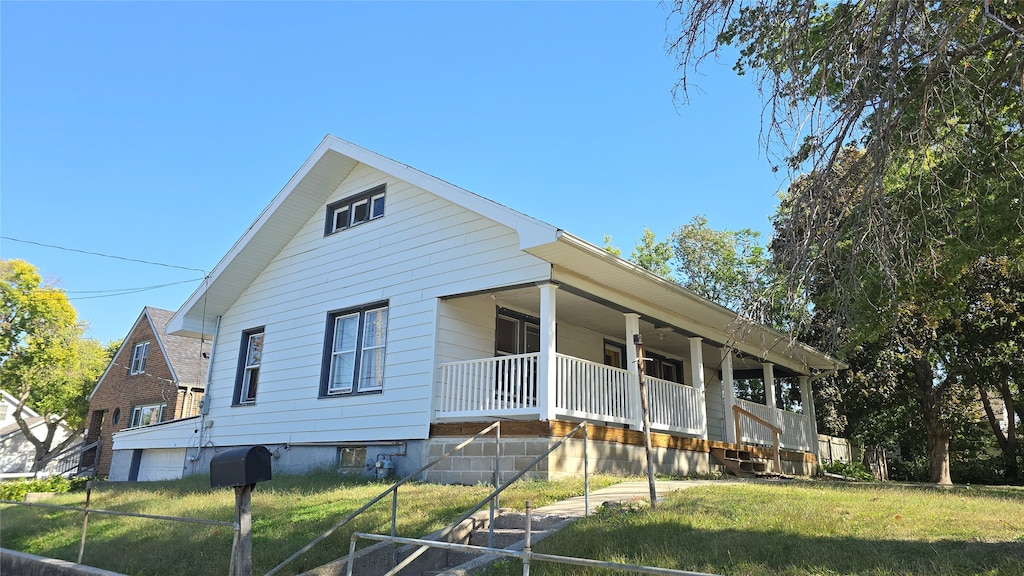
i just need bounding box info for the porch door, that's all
[495,310,540,406]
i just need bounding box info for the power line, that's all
[69,278,207,300]
[2,236,208,274]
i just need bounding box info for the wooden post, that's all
[235,484,254,576]
[633,334,658,510]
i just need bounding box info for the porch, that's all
[434,351,818,454]
[431,280,829,460]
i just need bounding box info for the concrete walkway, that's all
[533,479,722,517]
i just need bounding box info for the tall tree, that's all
[667,2,1022,483]
[946,256,1024,480]
[0,259,111,471]
[668,2,1023,319]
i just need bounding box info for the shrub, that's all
[822,461,875,481]
[0,475,91,501]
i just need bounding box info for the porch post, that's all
[762,362,777,410]
[688,337,708,439]
[722,349,737,444]
[800,375,819,459]
[624,313,643,430]
[538,282,558,421]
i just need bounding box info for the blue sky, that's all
[2,1,787,345]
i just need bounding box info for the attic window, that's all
[325,184,386,235]
[130,342,150,375]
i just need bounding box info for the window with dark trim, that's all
[644,352,684,384]
[129,342,149,375]
[495,307,541,356]
[321,303,389,396]
[233,328,264,405]
[325,184,386,235]
[603,340,626,369]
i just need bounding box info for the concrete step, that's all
[469,527,549,549]
[490,512,566,531]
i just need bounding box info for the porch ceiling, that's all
[523,233,844,376]
[488,285,794,377]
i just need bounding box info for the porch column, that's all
[722,349,737,444]
[688,337,708,439]
[763,362,777,410]
[624,313,643,430]
[538,282,558,421]
[800,375,819,459]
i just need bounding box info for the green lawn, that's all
[485,481,1024,576]
[3,476,1022,576]
[1,471,620,576]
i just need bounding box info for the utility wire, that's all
[69,279,207,300]
[2,236,207,274]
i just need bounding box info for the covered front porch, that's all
[432,280,829,457]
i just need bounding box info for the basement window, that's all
[338,447,367,472]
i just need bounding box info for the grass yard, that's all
[3,476,1023,576]
[0,471,621,575]
[485,481,1024,576]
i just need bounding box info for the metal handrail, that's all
[372,420,591,576]
[263,421,501,576]
[350,499,719,576]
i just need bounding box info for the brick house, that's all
[82,307,209,478]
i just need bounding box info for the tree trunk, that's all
[914,356,953,485]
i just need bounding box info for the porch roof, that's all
[524,232,845,376]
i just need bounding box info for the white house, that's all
[0,390,78,475]
[109,136,842,483]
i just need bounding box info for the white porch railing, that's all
[646,376,705,436]
[553,353,633,425]
[734,398,813,451]
[437,353,540,418]
[437,352,706,436]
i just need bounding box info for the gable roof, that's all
[88,307,209,401]
[166,136,842,374]
[167,136,561,338]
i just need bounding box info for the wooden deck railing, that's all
[733,404,782,472]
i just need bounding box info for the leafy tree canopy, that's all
[0,259,112,469]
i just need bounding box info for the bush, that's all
[822,461,875,481]
[0,476,90,501]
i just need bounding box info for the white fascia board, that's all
[548,231,845,374]
[322,137,560,249]
[167,136,347,336]
[168,136,559,337]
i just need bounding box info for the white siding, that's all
[202,164,551,447]
[705,372,726,442]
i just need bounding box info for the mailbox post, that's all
[211,446,273,576]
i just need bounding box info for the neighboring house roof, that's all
[167,136,844,374]
[0,416,45,439]
[1,389,40,420]
[88,307,209,401]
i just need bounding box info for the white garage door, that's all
[138,448,185,481]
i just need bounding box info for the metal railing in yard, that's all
[349,500,720,576]
[265,421,515,576]
[1,482,239,573]
[367,420,591,576]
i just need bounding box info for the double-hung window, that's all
[129,342,149,375]
[130,403,164,427]
[325,184,386,235]
[322,304,388,396]
[234,328,264,405]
